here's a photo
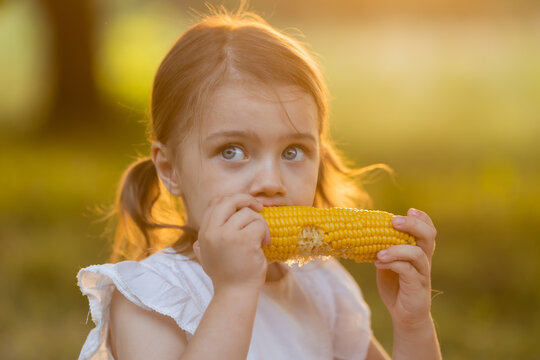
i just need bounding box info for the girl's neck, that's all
[265,262,287,282]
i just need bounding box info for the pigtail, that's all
[109,157,195,262]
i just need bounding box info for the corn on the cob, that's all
[261,206,416,265]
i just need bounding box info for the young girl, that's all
[78,7,441,360]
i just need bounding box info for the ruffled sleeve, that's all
[77,250,213,360]
[320,259,373,360]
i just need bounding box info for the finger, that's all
[241,218,271,246]
[392,215,436,258]
[377,245,430,277]
[237,210,270,245]
[226,207,261,229]
[205,194,263,228]
[407,208,434,227]
[374,259,424,289]
[225,207,270,244]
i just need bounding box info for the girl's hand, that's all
[374,208,437,330]
[192,194,271,295]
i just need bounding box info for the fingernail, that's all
[409,208,419,216]
[393,216,405,226]
[378,250,387,259]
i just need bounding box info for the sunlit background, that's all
[1,0,539,358]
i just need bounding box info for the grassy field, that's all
[1,5,540,358]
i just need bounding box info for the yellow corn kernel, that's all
[261,206,416,265]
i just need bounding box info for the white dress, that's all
[77,248,372,359]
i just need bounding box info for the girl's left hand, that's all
[374,208,437,330]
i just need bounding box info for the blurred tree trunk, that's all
[39,0,103,133]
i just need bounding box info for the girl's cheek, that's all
[286,166,318,202]
[210,167,249,192]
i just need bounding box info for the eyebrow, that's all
[205,130,317,143]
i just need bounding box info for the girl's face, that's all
[175,82,320,229]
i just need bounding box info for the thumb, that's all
[193,240,201,262]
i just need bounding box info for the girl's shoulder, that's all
[77,249,211,359]
[77,248,212,341]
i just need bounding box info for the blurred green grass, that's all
[1,2,540,358]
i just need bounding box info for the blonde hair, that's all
[108,5,392,262]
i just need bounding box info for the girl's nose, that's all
[249,159,286,198]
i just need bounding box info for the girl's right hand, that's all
[192,194,271,295]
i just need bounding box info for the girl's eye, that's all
[282,145,305,161]
[220,145,247,161]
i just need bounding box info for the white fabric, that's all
[77,248,372,359]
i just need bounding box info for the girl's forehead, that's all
[200,83,319,136]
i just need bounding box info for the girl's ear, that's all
[151,141,183,197]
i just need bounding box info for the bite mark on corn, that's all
[261,206,416,265]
